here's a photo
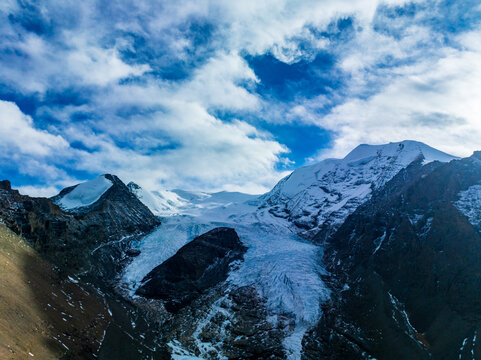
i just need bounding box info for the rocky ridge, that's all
[0,175,160,276]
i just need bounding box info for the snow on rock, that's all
[169,340,205,360]
[454,184,481,229]
[261,140,457,238]
[55,175,112,211]
[127,182,188,216]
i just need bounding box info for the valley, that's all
[2,140,480,360]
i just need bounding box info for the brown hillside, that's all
[0,224,110,359]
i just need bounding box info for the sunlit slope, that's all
[0,224,110,359]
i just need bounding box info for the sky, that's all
[1,0,481,196]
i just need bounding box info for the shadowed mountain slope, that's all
[0,223,110,359]
[305,153,481,359]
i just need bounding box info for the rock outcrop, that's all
[136,227,247,312]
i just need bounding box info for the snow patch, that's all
[408,213,424,226]
[373,231,386,254]
[55,175,112,210]
[168,340,204,360]
[454,184,481,229]
[389,292,425,349]
[191,296,231,359]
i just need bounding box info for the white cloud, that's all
[0,30,150,93]
[0,0,17,12]
[15,185,60,198]
[0,100,68,156]
[60,98,289,194]
[339,24,434,75]
[6,0,477,195]
[34,48,286,193]
[66,40,151,87]
[180,52,260,111]
[316,30,481,159]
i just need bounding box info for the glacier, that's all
[123,140,457,359]
[122,192,329,358]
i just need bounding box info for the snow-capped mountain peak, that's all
[52,175,113,211]
[343,140,456,165]
[261,141,457,238]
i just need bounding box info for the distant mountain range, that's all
[2,140,481,360]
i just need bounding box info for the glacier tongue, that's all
[122,194,330,358]
[228,218,330,359]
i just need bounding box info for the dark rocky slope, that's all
[305,154,481,359]
[0,175,160,278]
[0,176,165,359]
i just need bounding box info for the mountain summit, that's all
[260,140,457,239]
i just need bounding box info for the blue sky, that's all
[1,0,481,195]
